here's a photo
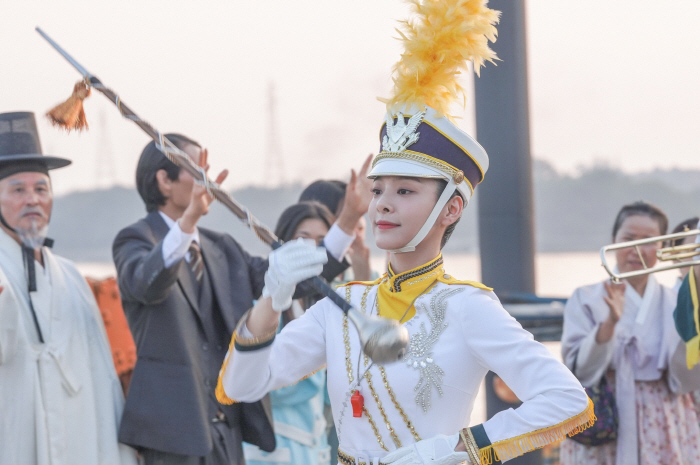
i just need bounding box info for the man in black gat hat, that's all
[113,134,368,464]
[0,112,137,464]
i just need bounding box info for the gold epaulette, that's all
[436,274,493,291]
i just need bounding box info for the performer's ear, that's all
[441,195,463,228]
[155,169,172,199]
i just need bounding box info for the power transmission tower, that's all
[264,82,285,186]
[95,109,116,188]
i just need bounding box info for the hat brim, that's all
[0,154,71,170]
[368,158,472,200]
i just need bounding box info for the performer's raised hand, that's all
[179,148,228,233]
[337,154,373,235]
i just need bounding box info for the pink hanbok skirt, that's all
[560,378,700,465]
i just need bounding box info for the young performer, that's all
[218,2,592,464]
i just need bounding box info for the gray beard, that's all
[16,218,49,251]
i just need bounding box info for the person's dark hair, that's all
[612,201,668,239]
[299,180,346,216]
[670,216,699,247]
[135,133,201,212]
[274,201,335,243]
[436,179,465,249]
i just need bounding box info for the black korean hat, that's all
[0,112,71,180]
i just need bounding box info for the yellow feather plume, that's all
[382,0,500,118]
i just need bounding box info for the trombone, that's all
[601,229,700,281]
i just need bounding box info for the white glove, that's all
[380,433,470,465]
[262,238,328,312]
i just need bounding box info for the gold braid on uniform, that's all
[343,286,389,451]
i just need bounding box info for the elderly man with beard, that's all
[0,112,137,465]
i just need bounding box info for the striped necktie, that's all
[188,241,204,284]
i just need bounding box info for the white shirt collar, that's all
[158,211,201,244]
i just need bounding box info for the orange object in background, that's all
[87,277,136,395]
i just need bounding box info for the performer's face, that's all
[369,176,444,251]
[614,214,662,274]
[0,172,52,241]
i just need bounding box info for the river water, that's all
[78,251,681,297]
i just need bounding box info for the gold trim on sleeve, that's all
[216,331,240,405]
[232,308,279,347]
[215,309,279,405]
[479,397,596,464]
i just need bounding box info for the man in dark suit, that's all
[114,134,367,464]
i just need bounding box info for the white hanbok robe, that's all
[0,229,137,465]
[220,280,591,464]
[560,276,700,465]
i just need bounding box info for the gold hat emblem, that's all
[453,170,464,184]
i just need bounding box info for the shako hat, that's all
[0,112,71,181]
[369,0,499,252]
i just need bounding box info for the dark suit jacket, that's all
[113,211,347,457]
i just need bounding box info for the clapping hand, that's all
[596,280,626,343]
[603,280,626,323]
[337,154,373,235]
[180,148,229,233]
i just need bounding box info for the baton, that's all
[36,27,408,365]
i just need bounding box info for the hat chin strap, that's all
[389,178,458,253]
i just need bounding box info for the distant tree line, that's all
[49,161,700,262]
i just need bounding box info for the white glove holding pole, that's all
[262,238,328,312]
[380,433,470,465]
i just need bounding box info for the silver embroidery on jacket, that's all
[405,287,464,412]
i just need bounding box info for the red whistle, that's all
[351,390,364,417]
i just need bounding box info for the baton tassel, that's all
[46,80,91,131]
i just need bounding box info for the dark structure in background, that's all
[475,2,551,464]
[475,0,536,296]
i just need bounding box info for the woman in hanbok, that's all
[218,2,593,464]
[244,201,335,465]
[560,201,700,465]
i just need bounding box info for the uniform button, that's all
[202,343,209,351]
[443,274,451,279]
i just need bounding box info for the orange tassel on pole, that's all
[46,80,91,131]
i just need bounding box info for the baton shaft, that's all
[37,28,348,314]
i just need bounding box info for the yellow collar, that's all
[375,255,444,322]
[386,255,445,293]
[336,254,493,323]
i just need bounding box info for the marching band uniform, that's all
[219,1,592,463]
[219,255,592,464]
[561,276,700,464]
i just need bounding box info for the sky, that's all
[2,0,700,196]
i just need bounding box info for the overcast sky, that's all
[3,0,700,196]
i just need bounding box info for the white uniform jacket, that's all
[219,281,591,464]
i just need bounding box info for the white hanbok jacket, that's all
[0,230,137,465]
[219,279,592,464]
